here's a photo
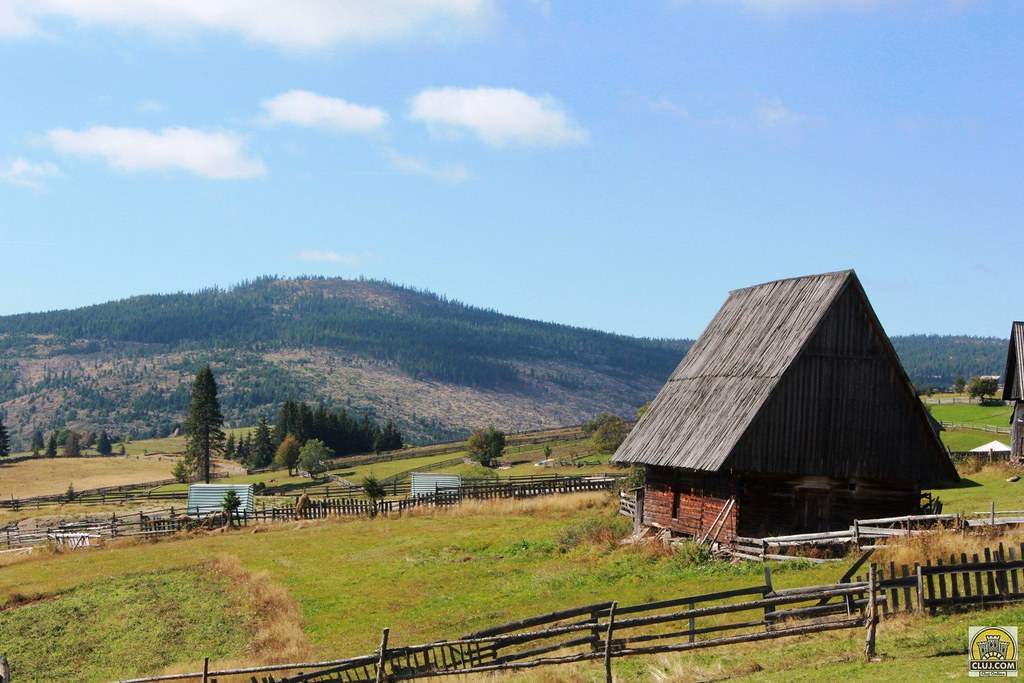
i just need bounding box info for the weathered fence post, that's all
[375,628,390,683]
[763,565,775,627]
[1,652,10,683]
[991,500,996,526]
[604,601,617,683]
[201,656,210,683]
[864,564,877,659]
[915,564,925,612]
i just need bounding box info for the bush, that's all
[363,474,386,501]
[467,427,506,467]
[171,459,189,483]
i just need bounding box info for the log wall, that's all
[643,467,738,540]
[1013,402,1024,465]
[642,466,920,539]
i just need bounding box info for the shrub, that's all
[557,515,632,551]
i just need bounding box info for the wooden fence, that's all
[940,420,1011,435]
[1,476,620,550]
[112,543,1024,683]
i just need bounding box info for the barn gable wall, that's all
[1013,402,1024,465]
[725,283,950,484]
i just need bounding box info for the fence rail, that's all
[939,420,1011,435]
[113,543,1024,683]
[1,476,621,550]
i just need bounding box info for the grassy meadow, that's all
[2,492,1021,682]
[928,402,1012,429]
[0,455,179,499]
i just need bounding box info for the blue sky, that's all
[0,0,1020,339]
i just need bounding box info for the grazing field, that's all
[1,493,1020,682]
[928,402,1012,429]
[0,455,180,499]
[939,428,1006,451]
[929,464,1024,514]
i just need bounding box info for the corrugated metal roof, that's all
[1003,321,1024,401]
[410,472,461,497]
[613,270,851,471]
[187,484,255,515]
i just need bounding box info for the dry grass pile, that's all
[876,528,1024,567]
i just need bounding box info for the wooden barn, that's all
[612,270,958,540]
[1002,321,1024,464]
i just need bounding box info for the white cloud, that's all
[263,90,387,135]
[410,87,588,147]
[46,126,265,179]
[0,0,492,49]
[385,148,468,185]
[0,158,60,189]
[755,98,807,128]
[297,249,369,266]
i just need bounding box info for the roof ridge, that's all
[728,269,854,295]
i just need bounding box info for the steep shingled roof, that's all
[613,270,956,483]
[1002,321,1024,401]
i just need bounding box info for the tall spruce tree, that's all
[46,432,58,457]
[96,430,112,456]
[0,417,9,457]
[184,365,225,483]
[30,430,44,456]
[252,416,274,468]
[224,432,236,460]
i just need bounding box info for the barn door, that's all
[795,488,832,532]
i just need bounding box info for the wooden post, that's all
[604,601,617,683]
[864,564,877,659]
[375,628,390,683]
[202,656,210,683]
[1,652,10,683]
[915,564,925,612]
[763,565,775,628]
[853,519,860,548]
[991,500,996,526]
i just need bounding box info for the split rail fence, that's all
[113,543,1024,683]
[1,476,619,550]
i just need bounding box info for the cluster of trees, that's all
[180,366,404,482]
[583,412,631,454]
[4,425,120,458]
[0,416,8,457]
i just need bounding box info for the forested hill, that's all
[0,277,689,446]
[0,277,687,389]
[0,276,1007,447]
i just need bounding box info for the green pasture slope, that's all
[2,494,1021,682]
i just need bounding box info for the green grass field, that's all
[2,493,1020,682]
[928,402,1012,429]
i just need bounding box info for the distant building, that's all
[1001,321,1024,464]
[613,270,958,540]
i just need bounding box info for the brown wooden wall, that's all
[643,466,920,539]
[643,467,738,540]
[726,283,953,484]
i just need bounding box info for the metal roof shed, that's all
[410,472,462,497]
[187,483,255,515]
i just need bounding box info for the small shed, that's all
[613,270,959,540]
[1001,321,1024,464]
[186,483,255,515]
[410,472,462,497]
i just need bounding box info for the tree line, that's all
[178,366,404,482]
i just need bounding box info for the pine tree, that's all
[236,434,251,467]
[224,433,236,460]
[30,430,44,456]
[0,417,9,457]
[252,416,274,468]
[96,431,112,456]
[46,432,58,457]
[184,365,226,483]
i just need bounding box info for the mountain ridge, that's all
[0,276,1008,448]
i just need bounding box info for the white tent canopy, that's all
[969,440,1011,453]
